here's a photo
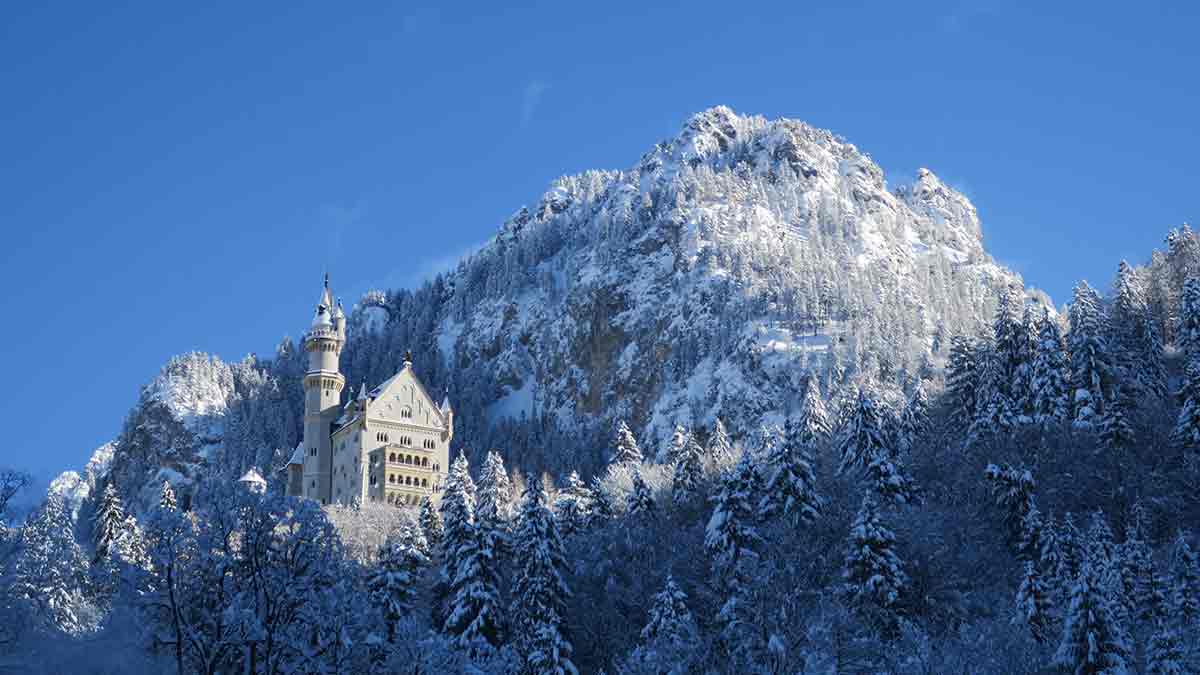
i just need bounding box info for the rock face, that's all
[82,107,1031,510]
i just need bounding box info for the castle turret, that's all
[302,273,346,504]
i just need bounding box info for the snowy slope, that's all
[80,106,1035,509]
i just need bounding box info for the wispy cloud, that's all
[520,80,549,127]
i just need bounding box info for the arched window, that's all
[404,476,411,485]
[422,457,428,467]
[389,452,396,462]
[406,455,414,464]
[388,475,395,483]
[421,478,428,487]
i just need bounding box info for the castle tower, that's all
[301,274,346,503]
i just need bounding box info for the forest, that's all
[1,225,1199,673]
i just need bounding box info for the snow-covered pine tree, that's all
[476,450,513,556]
[945,334,980,421]
[991,285,1027,403]
[554,471,592,537]
[707,418,735,465]
[1014,560,1053,644]
[1172,357,1200,453]
[1172,533,1200,625]
[92,482,126,563]
[793,377,832,448]
[14,494,94,635]
[1120,505,1153,622]
[842,494,907,612]
[419,497,444,550]
[1177,276,1200,361]
[440,454,504,651]
[627,469,656,521]
[587,474,615,528]
[1069,281,1113,428]
[511,477,577,675]
[1110,261,1147,379]
[159,480,177,510]
[627,574,699,674]
[1099,380,1137,451]
[704,453,763,656]
[611,420,645,466]
[1018,503,1044,565]
[660,425,689,464]
[983,463,1039,554]
[369,520,429,642]
[967,349,1016,445]
[896,381,930,455]
[1136,313,1169,401]
[1054,555,1131,675]
[671,432,704,508]
[1030,308,1072,426]
[758,416,822,525]
[1040,514,1064,596]
[1058,513,1084,598]
[840,388,913,503]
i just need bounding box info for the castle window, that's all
[404,476,410,486]
[406,455,413,465]
[388,475,395,483]
[401,407,412,419]
[421,478,428,487]
[422,458,429,467]
[389,452,396,462]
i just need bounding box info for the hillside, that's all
[81,107,1034,512]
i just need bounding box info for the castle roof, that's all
[287,444,304,466]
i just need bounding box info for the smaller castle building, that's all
[287,276,452,507]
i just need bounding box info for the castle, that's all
[286,275,453,507]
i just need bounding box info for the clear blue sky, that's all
[2,1,1196,495]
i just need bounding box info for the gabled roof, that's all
[365,363,448,429]
[287,445,304,466]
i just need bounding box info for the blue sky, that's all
[2,1,1196,497]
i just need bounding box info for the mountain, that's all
[71,106,1038,512]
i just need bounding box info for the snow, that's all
[47,470,90,522]
[487,379,535,422]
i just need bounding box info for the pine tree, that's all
[511,477,577,674]
[14,494,94,635]
[92,482,127,563]
[640,575,696,646]
[896,381,930,455]
[440,455,504,650]
[611,420,645,466]
[1177,276,1200,361]
[587,474,615,529]
[628,575,699,673]
[1069,281,1113,428]
[707,418,735,465]
[1058,513,1085,598]
[419,497,444,550]
[671,433,705,509]
[992,285,1027,402]
[369,520,429,642]
[968,349,1016,445]
[555,471,593,537]
[476,450,513,556]
[1054,556,1132,675]
[1172,357,1200,453]
[1014,560,1053,644]
[793,377,832,448]
[945,334,980,421]
[1121,505,1153,622]
[627,470,656,520]
[983,463,1038,553]
[1099,380,1137,451]
[661,425,689,464]
[840,388,912,503]
[1110,261,1148,385]
[1172,534,1200,625]
[1031,309,1072,426]
[158,480,177,510]
[758,417,822,525]
[704,453,762,655]
[842,494,907,611]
